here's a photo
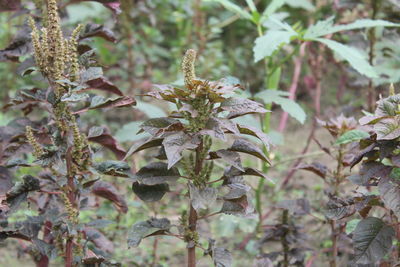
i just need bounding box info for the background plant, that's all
[0,0,134,266]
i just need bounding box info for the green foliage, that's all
[334,129,369,145]
[256,90,306,124]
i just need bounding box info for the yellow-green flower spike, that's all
[182,49,197,88]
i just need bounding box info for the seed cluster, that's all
[29,0,82,97]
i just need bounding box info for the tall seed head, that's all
[182,49,197,88]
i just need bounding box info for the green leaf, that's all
[136,101,167,118]
[285,0,314,10]
[255,90,306,124]
[208,0,252,20]
[262,0,285,19]
[304,18,400,39]
[245,0,257,12]
[274,97,305,124]
[335,129,369,145]
[315,38,377,78]
[115,121,146,142]
[345,219,360,234]
[353,217,395,264]
[127,218,171,247]
[253,30,296,62]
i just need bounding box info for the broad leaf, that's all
[229,139,270,163]
[348,162,392,186]
[335,129,369,145]
[254,30,297,62]
[374,117,400,140]
[139,117,183,136]
[88,126,126,160]
[91,181,128,213]
[125,138,163,159]
[94,160,132,177]
[353,217,395,264]
[297,162,327,178]
[375,95,400,116]
[127,218,171,247]
[221,195,254,217]
[305,17,400,39]
[315,38,377,78]
[237,124,272,150]
[255,90,306,124]
[209,0,252,20]
[80,23,116,43]
[83,227,114,253]
[163,133,201,168]
[81,67,123,95]
[6,175,40,212]
[223,166,274,184]
[379,177,400,218]
[325,197,355,220]
[210,241,232,267]
[88,96,135,110]
[276,198,310,216]
[285,0,314,10]
[189,183,217,212]
[133,162,180,185]
[220,98,268,119]
[262,0,285,19]
[0,26,31,62]
[132,182,169,202]
[211,150,244,171]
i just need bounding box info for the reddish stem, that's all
[279,43,306,132]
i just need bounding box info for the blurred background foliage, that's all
[1,0,400,266]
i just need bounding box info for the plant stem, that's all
[281,210,289,267]
[188,141,204,267]
[279,43,306,132]
[330,145,344,267]
[65,148,75,267]
[151,238,159,267]
[367,0,380,111]
[330,220,337,267]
